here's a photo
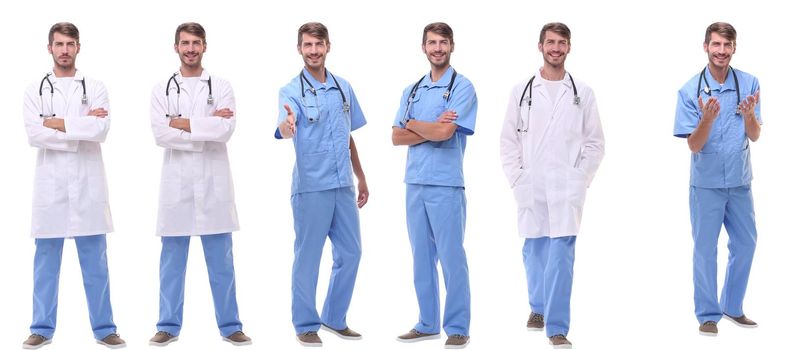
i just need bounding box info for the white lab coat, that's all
[500,71,604,238]
[150,70,239,236]
[23,71,113,238]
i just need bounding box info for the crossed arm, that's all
[391,111,458,146]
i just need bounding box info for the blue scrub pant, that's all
[523,236,576,337]
[31,234,117,340]
[690,185,757,324]
[291,187,362,334]
[406,184,470,336]
[157,233,242,337]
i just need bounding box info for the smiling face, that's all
[298,33,330,73]
[48,32,80,72]
[174,31,206,71]
[704,32,735,71]
[538,30,570,70]
[422,31,453,70]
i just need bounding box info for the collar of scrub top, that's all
[697,65,740,115]
[402,66,458,124]
[38,70,87,117]
[165,70,213,118]
[516,72,579,133]
[299,68,349,123]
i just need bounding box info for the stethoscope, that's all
[516,73,579,134]
[697,66,740,115]
[299,69,349,123]
[38,72,87,118]
[402,69,457,122]
[165,72,213,118]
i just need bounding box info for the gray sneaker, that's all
[445,334,470,349]
[527,312,544,331]
[723,314,758,328]
[97,333,126,349]
[223,331,252,346]
[699,321,718,336]
[397,329,441,343]
[549,334,572,349]
[22,334,51,350]
[296,331,322,347]
[149,331,179,346]
[321,324,362,340]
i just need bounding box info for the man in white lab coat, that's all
[500,22,604,349]
[148,22,251,347]
[21,22,125,350]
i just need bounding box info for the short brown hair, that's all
[298,22,330,46]
[175,22,206,44]
[49,22,79,45]
[704,22,736,46]
[422,22,453,45]
[539,22,571,44]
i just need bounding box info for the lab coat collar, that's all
[301,67,338,91]
[533,69,572,88]
[702,65,738,93]
[423,66,455,88]
[174,69,211,83]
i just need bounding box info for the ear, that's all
[421,43,427,54]
[174,43,179,54]
[450,41,455,53]
[538,42,543,53]
[203,42,207,53]
[732,43,736,54]
[47,44,53,54]
[565,43,570,54]
[326,42,330,53]
[297,44,303,55]
[76,43,81,54]
[703,42,709,53]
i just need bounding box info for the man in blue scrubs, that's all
[673,22,761,337]
[392,22,477,350]
[276,22,369,347]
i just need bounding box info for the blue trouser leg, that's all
[427,186,470,336]
[523,236,576,337]
[523,237,548,315]
[31,238,64,339]
[543,237,576,337]
[157,236,190,336]
[321,187,362,331]
[75,234,117,340]
[719,185,757,318]
[292,190,334,334]
[406,184,441,334]
[201,233,243,337]
[690,186,727,324]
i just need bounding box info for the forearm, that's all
[687,119,714,153]
[349,136,365,180]
[745,116,761,142]
[392,127,427,146]
[405,120,456,142]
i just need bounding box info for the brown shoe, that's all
[321,324,362,340]
[397,329,440,343]
[527,312,544,331]
[223,331,252,346]
[549,334,572,349]
[723,314,758,328]
[445,334,470,349]
[296,331,322,347]
[22,334,51,349]
[699,321,718,336]
[97,333,126,349]
[149,331,179,346]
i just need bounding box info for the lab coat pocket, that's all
[32,173,55,207]
[212,175,234,202]
[159,163,181,206]
[512,169,534,209]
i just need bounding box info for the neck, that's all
[52,66,76,78]
[180,66,203,78]
[707,64,730,84]
[430,65,449,82]
[305,66,327,83]
[540,65,565,81]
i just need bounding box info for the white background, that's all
[1,0,782,349]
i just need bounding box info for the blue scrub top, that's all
[673,66,761,189]
[277,69,367,194]
[393,66,478,188]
